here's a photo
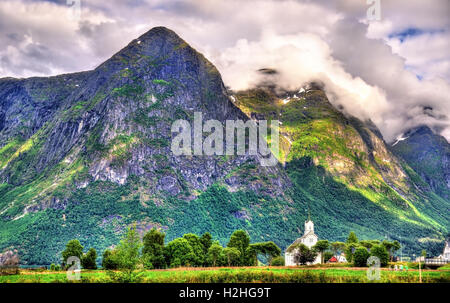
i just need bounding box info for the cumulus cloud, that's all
[0,0,449,142]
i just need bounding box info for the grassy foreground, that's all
[1,266,449,283]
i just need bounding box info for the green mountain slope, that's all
[0,27,448,265]
[391,126,450,201]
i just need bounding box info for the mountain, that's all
[0,27,448,264]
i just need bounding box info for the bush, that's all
[353,247,370,267]
[271,256,285,266]
[81,248,97,270]
[370,244,389,267]
[102,249,119,270]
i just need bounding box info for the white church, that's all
[285,215,322,266]
[437,239,450,260]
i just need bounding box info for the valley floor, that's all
[1,265,449,283]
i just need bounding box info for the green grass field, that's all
[1,266,449,283]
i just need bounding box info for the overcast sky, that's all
[0,0,449,142]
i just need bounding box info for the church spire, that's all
[307,206,311,222]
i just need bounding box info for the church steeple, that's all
[304,207,314,235]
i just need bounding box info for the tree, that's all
[165,238,194,267]
[421,249,427,258]
[62,239,84,268]
[313,240,329,263]
[344,243,358,263]
[142,228,166,269]
[200,232,213,256]
[346,231,358,244]
[292,244,318,265]
[382,240,401,261]
[250,242,282,265]
[207,242,223,267]
[102,249,119,270]
[115,225,142,270]
[360,240,374,250]
[370,244,389,267]
[353,247,370,267]
[81,248,97,270]
[227,230,251,266]
[330,241,346,257]
[223,247,241,266]
[271,256,285,266]
[392,241,401,257]
[183,233,205,266]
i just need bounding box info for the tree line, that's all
[55,228,401,271]
[57,226,283,271]
[287,231,400,267]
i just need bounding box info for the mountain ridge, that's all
[0,27,448,264]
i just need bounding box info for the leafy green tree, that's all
[115,225,142,270]
[102,249,119,270]
[62,239,84,268]
[392,241,401,256]
[250,241,282,265]
[223,247,241,266]
[81,248,97,270]
[344,243,358,263]
[165,238,194,267]
[227,230,251,266]
[353,247,370,267]
[360,240,374,250]
[421,249,427,258]
[142,228,166,269]
[292,244,318,265]
[183,233,205,266]
[382,240,401,261]
[370,244,389,267]
[271,256,285,266]
[207,242,223,267]
[200,232,213,256]
[313,240,329,263]
[346,231,358,244]
[245,245,258,266]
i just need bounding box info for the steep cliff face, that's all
[391,126,450,200]
[0,27,287,214]
[0,27,448,264]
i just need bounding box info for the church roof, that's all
[290,230,318,245]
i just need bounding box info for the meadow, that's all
[1,265,449,283]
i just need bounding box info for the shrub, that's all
[370,244,389,267]
[271,256,285,266]
[102,249,119,270]
[81,248,97,270]
[353,247,370,267]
